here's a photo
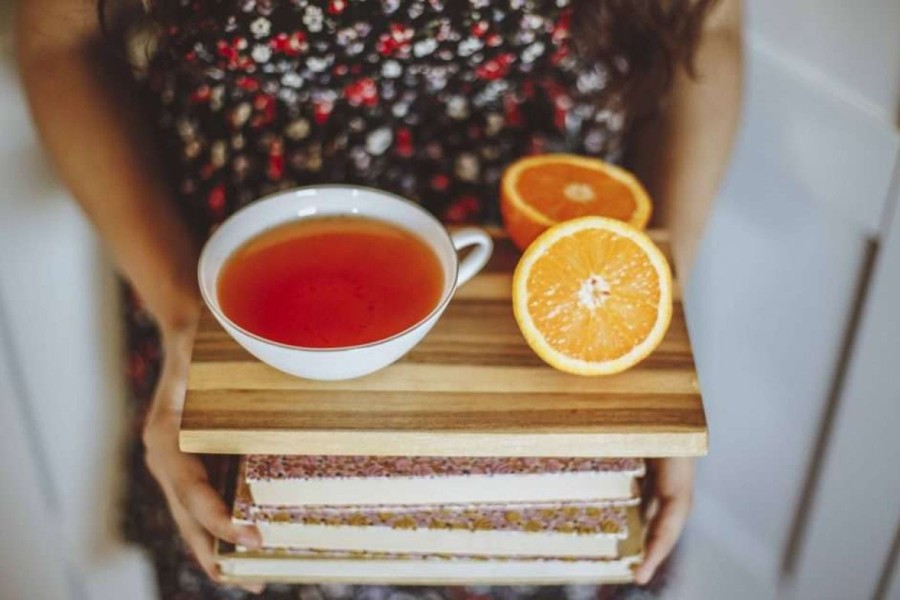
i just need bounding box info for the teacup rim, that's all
[198,184,461,353]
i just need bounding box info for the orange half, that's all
[501,154,652,251]
[513,217,672,375]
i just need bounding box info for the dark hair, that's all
[101,0,716,112]
[571,0,716,111]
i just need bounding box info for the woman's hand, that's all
[142,323,264,593]
[633,457,694,585]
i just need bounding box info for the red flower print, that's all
[267,139,284,180]
[270,31,307,56]
[376,23,413,56]
[554,94,573,130]
[327,0,347,15]
[486,33,502,47]
[394,127,413,158]
[476,53,514,81]
[313,99,334,125]
[208,184,226,217]
[550,44,570,66]
[216,40,237,61]
[431,173,450,191]
[470,20,489,37]
[251,93,276,126]
[190,85,210,104]
[553,7,572,44]
[503,95,523,127]
[443,195,480,223]
[236,76,260,92]
[344,77,378,107]
[217,37,253,70]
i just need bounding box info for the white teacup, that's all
[198,185,493,380]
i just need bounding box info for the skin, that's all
[16,0,741,591]
[632,0,744,283]
[631,0,743,585]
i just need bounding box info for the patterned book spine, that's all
[244,455,645,481]
[234,493,638,538]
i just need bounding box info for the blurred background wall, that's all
[1,1,899,599]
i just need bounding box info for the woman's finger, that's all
[169,496,222,583]
[633,493,691,585]
[172,497,265,593]
[173,475,263,549]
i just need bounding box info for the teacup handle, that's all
[451,228,494,287]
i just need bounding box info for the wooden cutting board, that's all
[180,230,707,457]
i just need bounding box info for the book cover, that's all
[245,455,644,506]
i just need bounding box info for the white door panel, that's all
[686,172,867,584]
[743,36,899,236]
[0,298,72,600]
[786,168,900,599]
[0,52,129,561]
[680,32,889,594]
[749,0,900,120]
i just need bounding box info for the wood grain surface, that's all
[181,230,707,456]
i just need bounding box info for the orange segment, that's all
[501,154,652,251]
[513,217,672,376]
[518,163,641,222]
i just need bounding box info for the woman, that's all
[16,0,742,597]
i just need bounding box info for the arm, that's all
[16,0,262,587]
[16,0,200,335]
[630,0,743,585]
[631,0,744,283]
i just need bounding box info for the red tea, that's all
[218,216,444,348]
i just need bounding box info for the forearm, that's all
[16,1,201,335]
[631,1,743,282]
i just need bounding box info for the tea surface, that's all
[218,217,444,348]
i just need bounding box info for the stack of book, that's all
[219,455,646,584]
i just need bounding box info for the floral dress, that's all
[121,0,673,598]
